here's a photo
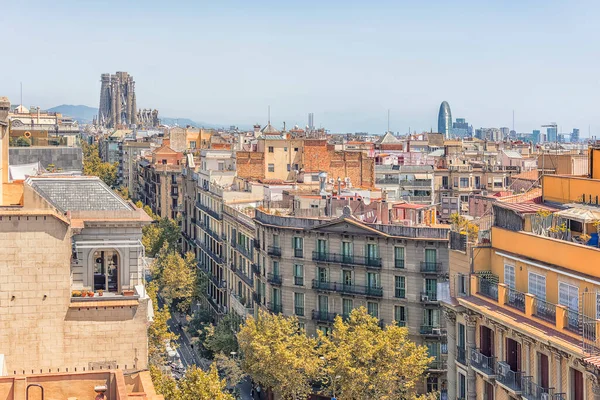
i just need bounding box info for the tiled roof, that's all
[27,177,132,213]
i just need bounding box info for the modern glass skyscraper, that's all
[437,101,452,138]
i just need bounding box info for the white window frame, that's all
[558,281,579,312]
[504,263,516,290]
[528,272,546,300]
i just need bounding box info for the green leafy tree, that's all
[153,249,197,312]
[82,142,118,187]
[116,186,130,200]
[146,281,178,366]
[318,307,433,400]
[214,352,247,392]
[151,364,233,400]
[237,309,323,400]
[204,313,239,356]
[15,136,31,147]
[143,217,180,257]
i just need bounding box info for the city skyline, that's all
[2,0,599,134]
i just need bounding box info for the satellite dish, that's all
[363,196,371,205]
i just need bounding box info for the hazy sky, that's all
[2,0,598,134]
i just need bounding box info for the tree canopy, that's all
[82,142,118,187]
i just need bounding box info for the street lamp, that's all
[319,357,340,398]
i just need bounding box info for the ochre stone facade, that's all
[0,214,148,374]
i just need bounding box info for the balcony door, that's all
[480,326,495,358]
[506,338,522,372]
[538,353,549,389]
[93,249,119,292]
[425,249,436,266]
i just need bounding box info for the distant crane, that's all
[541,122,558,176]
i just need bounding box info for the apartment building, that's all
[375,164,434,204]
[254,206,450,392]
[121,139,156,193]
[136,145,183,219]
[442,149,600,400]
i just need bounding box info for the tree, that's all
[143,217,180,257]
[15,136,31,147]
[237,309,322,400]
[318,307,433,400]
[214,352,247,391]
[151,364,234,400]
[154,248,197,312]
[82,142,118,187]
[146,281,178,366]
[116,186,130,200]
[204,313,238,356]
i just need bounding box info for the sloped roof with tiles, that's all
[26,177,133,213]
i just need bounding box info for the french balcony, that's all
[251,263,261,275]
[294,276,304,286]
[496,362,523,395]
[420,325,446,336]
[311,279,383,297]
[204,226,222,242]
[394,259,405,268]
[420,261,443,274]
[420,291,438,303]
[268,246,281,257]
[267,273,282,285]
[196,201,222,220]
[294,248,304,258]
[268,302,282,314]
[311,310,338,323]
[469,348,496,378]
[235,242,253,260]
[312,251,382,268]
[233,266,254,287]
[196,239,223,264]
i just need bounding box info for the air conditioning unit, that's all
[540,393,550,400]
[421,294,430,302]
[482,190,489,196]
[471,351,482,364]
[497,362,510,377]
[432,328,442,335]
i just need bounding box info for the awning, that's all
[413,173,431,180]
[555,207,600,224]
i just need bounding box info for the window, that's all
[597,293,600,319]
[318,326,331,336]
[268,163,275,172]
[293,264,304,286]
[395,276,406,298]
[367,302,379,318]
[272,287,281,306]
[366,243,378,260]
[318,295,328,312]
[294,293,304,316]
[367,272,379,288]
[293,237,303,258]
[342,242,353,262]
[394,247,405,268]
[312,174,320,182]
[394,305,406,326]
[458,274,468,295]
[528,272,546,300]
[218,162,224,171]
[571,368,584,400]
[316,239,327,255]
[504,264,516,289]
[272,261,280,276]
[342,270,352,286]
[318,267,329,283]
[458,323,465,349]
[460,177,469,188]
[559,282,579,312]
[423,309,440,328]
[458,373,466,400]
[425,278,437,300]
[427,377,438,393]
[268,146,274,153]
[343,299,353,317]
[272,234,280,248]
[287,164,291,172]
[283,147,288,152]
[294,147,298,152]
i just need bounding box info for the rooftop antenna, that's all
[512,109,515,133]
[20,82,23,107]
[268,105,271,124]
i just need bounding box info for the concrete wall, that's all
[9,147,83,172]
[0,215,148,374]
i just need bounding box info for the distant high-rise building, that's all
[547,127,557,142]
[532,129,541,143]
[308,113,314,130]
[572,128,580,143]
[500,127,510,139]
[452,118,472,137]
[437,101,452,138]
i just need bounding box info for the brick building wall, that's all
[236,152,265,180]
[0,214,148,374]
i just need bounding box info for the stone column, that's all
[445,310,457,400]
[591,374,600,400]
[466,315,477,400]
[552,352,562,394]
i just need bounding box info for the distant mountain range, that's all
[48,104,227,129]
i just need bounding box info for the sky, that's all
[1,0,599,134]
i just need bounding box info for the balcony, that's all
[232,265,254,287]
[251,263,261,275]
[420,261,443,274]
[230,293,253,319]
[206,295,225,315]
[312,279,383,297]
[196,201,222,220]
[196,239,223,264]
[428,359,447,371]
[235,242,253,260]
[268,246,281,257]
[496,362,523,394]
[533,298,556,324]
[295,306,305,317]
[312,310,338,323]
[204,226,222,242]
[253,292,262,306]
[376,177,399,184]
[477,277,498,301]
[521,376,556,400]
[294,276,304,286]
[399,180,432,187]
[469,348,496,378]
[420,325,445,336]
[395,259,405,268]
[268,302,282,314]
[505,287,526,312]
[456,346,467,366]
[253,240,261,250]
[312,251,382,268]
[267,273,282,285]
[420,291,438,303]
[209,274,227,289]
[565,308,582,335]
[294,248,304,258]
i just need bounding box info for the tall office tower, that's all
[500,127,510,139]
[532,129,541,144]
[572,128,580,143]
[452,118,472,137]
[437,101,452,138]
[98,72,137,128]
[308,113,314,130]
[547,127,557,143]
